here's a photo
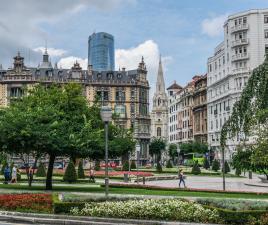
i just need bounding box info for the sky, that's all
[1,0,268,92]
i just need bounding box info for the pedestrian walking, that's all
[3,165,11,184]
[89,167,95,183]
[11,165,17,183]
[178,168,186,188]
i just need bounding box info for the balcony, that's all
[233,67,250,74]
[232,52,249,62]
[232,38,249,48]
[231,24,249,33]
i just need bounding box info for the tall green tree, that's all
[168,144,178,162]
[0,84,103,190]
[149,138,166,172]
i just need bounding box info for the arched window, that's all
[158,98,161,106]
[157,127,161,137]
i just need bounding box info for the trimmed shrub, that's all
[35,163,46,177]
[203,157,210,170]
[63,161,77,183]
[130,161,136,170]
[1,161,8,175]
[166,160,173,168]
[122,161,129,171]
[191,161,201,175]
[17,169,21,182]
[94,161,100,171]
[77,161,85,179]
[212,159,220,172]
[223,161,231,174]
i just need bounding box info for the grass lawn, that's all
[0,183,267,199]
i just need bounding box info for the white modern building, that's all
[207,9,268,160]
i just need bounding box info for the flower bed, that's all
[52,169,153,177]
[0,193,52,213]
[70,199,220,223]
[92,171,153,177]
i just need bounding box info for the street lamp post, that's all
[221,146,226,191]
[100,106,112,198]
[177,145,180,166]
[136,143,141,184]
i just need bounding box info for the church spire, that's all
[156,55,165,94]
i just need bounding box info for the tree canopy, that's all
[0,83,135,189]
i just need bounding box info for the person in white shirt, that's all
[11,165,17,183]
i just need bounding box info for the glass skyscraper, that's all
[88,32,115,71]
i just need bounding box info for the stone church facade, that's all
[150,57,169,142]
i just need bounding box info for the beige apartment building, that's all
[0,51,151,161]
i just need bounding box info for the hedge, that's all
[203,205,268,224]
[54,202,86,214]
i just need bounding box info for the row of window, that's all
[210,100,230,115]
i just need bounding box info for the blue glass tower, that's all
[88,32,115,71]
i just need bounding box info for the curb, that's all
[0,211,219,225]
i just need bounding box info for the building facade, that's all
[88,32,115,71]
[167,82,182,145]
[192,75,207,143]
[150,57,169,141]
[207,9,268,160]
[0,51,150,161]
[167,77,201,145]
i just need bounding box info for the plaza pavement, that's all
[146,175,268,193]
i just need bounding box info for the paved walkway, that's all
[146,176,268,192]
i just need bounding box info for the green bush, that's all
[77,161,85,179]
[1,161,8,175]
[203,157,210,170]
[122,161,129,171]
[191,161,201,175]
[70,199,220,223]
[94,161,100,171]
[35,162,46,177]
[130,161,136,170]
[203,205,267,225]
[54,202,86,214]
[166,160,173,168]
[223,161,231,174]
[212,159,220,172]
[197,198,268,211]
[63,161,77,183]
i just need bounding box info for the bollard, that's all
[142,176,145,185]
[249,171,252,179]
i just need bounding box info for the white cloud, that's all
[33,47,67,57]
[201,14,228,37]
[115,40,172,81]
[115,40,172,103]
[58,56,88,69]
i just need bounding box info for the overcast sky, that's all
[1,0,268,91]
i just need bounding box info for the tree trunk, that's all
[121,151,129,166]
[46,154,55,190]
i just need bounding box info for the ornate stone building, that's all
[192,75,207,143]
[150,57,168,141]
[0,51,151,161]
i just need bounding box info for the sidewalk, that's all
[0,211,221,225]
